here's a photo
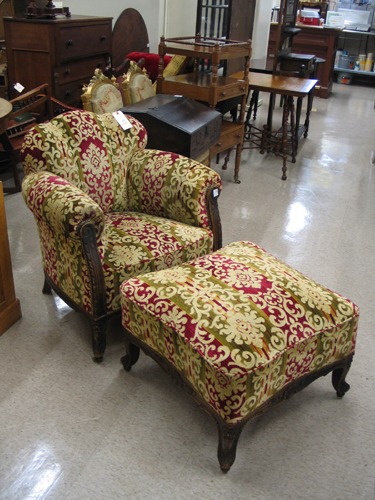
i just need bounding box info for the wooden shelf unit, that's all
[156,35,251,183]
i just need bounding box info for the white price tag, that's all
[14,82,25,93]
[112,111,133,131]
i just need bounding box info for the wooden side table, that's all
[156,35,251,183]
[0,181,21,336]
[231,71,317,180]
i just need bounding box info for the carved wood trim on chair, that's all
[206,185,222,251]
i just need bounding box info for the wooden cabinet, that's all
[268,23,340,98]
[0,182,21,336]
[157,36,251,183]
[4,15,112,106]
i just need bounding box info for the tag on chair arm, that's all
[112,111,132,131]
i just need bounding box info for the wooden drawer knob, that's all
[65,68,71,75]
[67,39,73,46]
[100,35,106,41]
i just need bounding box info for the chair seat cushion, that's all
[120,241,359,424]
[103,211,213,312]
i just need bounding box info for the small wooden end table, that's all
[231,71,317,180]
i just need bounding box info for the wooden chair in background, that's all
[0,83,53,194]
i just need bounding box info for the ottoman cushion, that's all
[120,241,359,425]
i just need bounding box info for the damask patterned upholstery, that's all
[21,110,222,360]
[121,241,359,426]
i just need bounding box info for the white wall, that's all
[251,0,273,69]
[164,0,198,38]
[69,0,163,53]
[69,0,272,64]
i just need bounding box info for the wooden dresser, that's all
[4,15,112,106]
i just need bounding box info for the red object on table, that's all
[300,11,320,26]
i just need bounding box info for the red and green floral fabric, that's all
[121,241,359,425]
[21,110,222,314]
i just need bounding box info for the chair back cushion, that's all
[126,52,172,82]
[20,110,148,213]
[129,73,155,103]
[90,84,124,114]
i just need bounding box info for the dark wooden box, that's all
[121,95,222,160]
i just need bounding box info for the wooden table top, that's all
[0,98,12,120]
[231,71,318,97]
[162,37,251,60]
[0,98,12,136]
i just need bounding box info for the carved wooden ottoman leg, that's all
[217,423,243,473]
[332,356,352,397]
[121,341,140,372]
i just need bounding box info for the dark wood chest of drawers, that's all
[4,15,112,106]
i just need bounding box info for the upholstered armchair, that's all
[81,69,124,114]
[21,110,222,361]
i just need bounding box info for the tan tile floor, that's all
[1,83,374,499]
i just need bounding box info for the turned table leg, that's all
[281,94,289,181]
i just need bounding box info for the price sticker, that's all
[14,83,25,93]
[112,111,133,131]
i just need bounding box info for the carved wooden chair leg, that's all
[42,277,52,294]
[217,422,243,473]
[91,318,107,363]
[121,341,140,371]
[332,356,352,397]
[222,148,232,170]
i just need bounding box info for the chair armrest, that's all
[22,171,105,242]
[127,149,222,231]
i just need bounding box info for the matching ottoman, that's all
[120,241,359,471]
